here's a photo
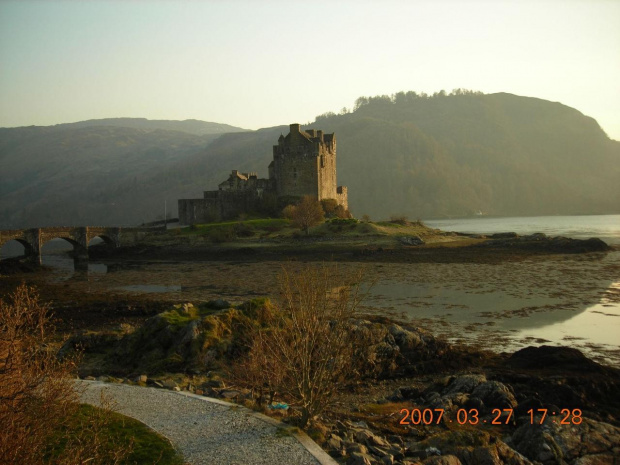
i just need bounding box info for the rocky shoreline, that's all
[79,231,615,267]
[62,300,620,465]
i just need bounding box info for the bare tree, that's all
[238,265,366,427]
[283,195,325,234]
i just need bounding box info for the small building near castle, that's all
[178,123,348,224]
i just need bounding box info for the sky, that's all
[1,0,619,139]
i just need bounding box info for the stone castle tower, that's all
[270,123,347,208]
[178,124,347,224]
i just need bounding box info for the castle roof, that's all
[284,128,334,145]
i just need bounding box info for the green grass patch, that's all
[181,218,290,235]
[46,404,184,465]
[376,221,403,228]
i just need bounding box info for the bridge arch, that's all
[0,238,33,259]
[40,235,88,259]
[88,235,116,247]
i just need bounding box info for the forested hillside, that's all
[1,92,618,228]
[319,91,620,218]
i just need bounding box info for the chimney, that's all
[290,123,301,133]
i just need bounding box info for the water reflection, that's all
[29,239,109,280]
[513,281,620,347]
[363,276,615,331]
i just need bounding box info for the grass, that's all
[156,216,475,250]
[181,218,292,240]
[47,404,184,465]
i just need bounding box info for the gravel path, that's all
[77,380,335,465]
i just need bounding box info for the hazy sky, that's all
[1,0,619,139]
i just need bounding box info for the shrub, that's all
[320,199,339,218]
[234,265,366,427]
[334,204,352,219]
[390,215,409,225]
[282,196,324,235]
[0,284,133,464]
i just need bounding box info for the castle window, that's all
[320,155,324,168]
[293,168,297,179]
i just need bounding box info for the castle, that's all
[178,123,348,224]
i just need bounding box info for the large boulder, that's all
[507,346,605,373]
[506,417,620,464]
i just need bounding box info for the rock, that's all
[464,396,485,411]
[506,417,620,464]
[347,452,379,465]
[205,299,230,309]
[346,442,369,455]
[547,237,610,253]
[471,380,517,410]
[399,236,425,246]
[456,445,504,465]
[179,319,201,345]
[96,375,110,382]
[327,434,343,451]
[507,346,605,373]
[219,389,243,399]
[514,397,543,419]
[490,232,518,239]
[205,378,224,388]
[444,374,487,394]
[390,386,422,401]
[176,302,195,314]
[347,420,370,429]
[388,324,423,351]
[162,379,178,390]
[422,456,462,465]
[133,374,147,383]
[445,392,469,407]
[84,376,96,381]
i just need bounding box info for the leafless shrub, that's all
[0,284,131,464]
[235,265,366,427]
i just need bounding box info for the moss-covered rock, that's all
[66,298,273,376]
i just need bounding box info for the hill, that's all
[319,91,620,218]
[1,93,618,228]
[52,118,248,136]
[0,119,247,227]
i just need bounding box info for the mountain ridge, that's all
[0,91,618,228]
[2,117,248,137]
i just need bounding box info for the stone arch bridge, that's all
[0,227,121,264]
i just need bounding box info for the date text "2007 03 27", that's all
[399,408,583,426]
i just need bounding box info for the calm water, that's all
[425,214,620,245]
